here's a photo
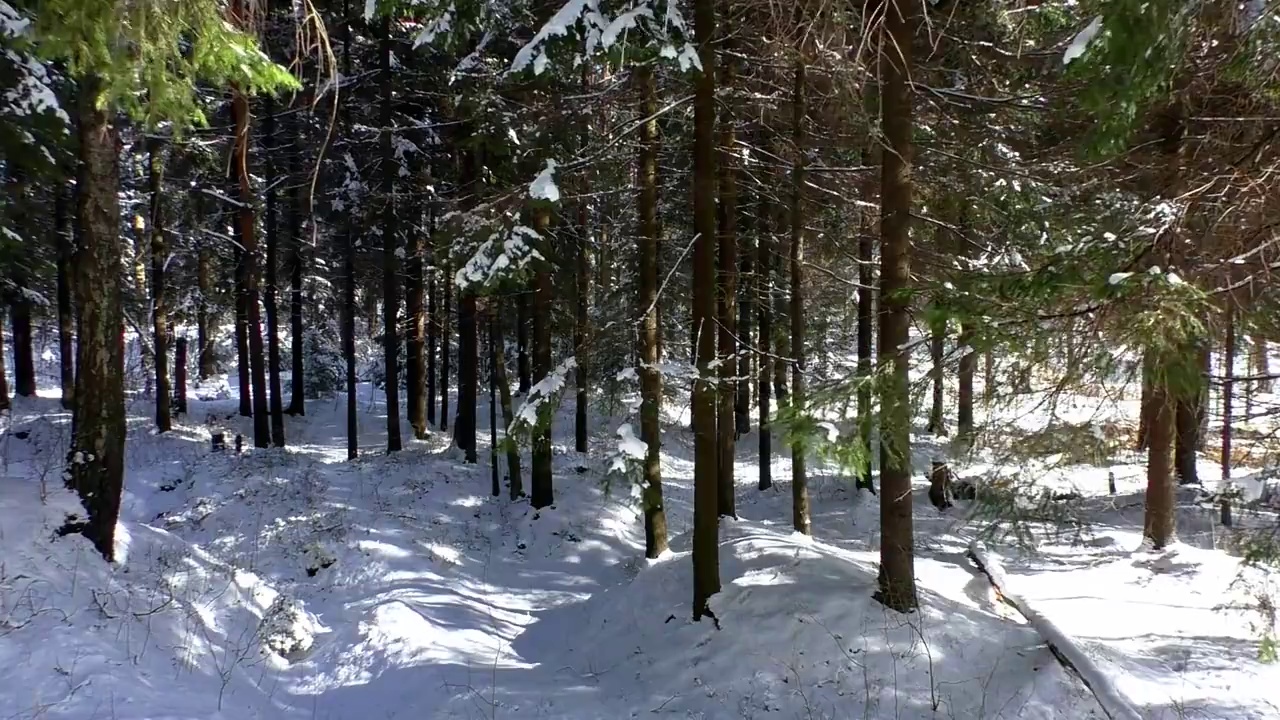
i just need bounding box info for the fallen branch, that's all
[967,540,1143,720]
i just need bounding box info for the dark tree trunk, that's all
[491,301,523,498]
[197,233,217,381]
[636,65,669,558]
[454,146,478,462]
[263,96,286,447]
[10,279,36,398]
[233,209,252,417]
[341,2,358,460]
[406,200,427,438]
[66,74,127,561]
[489,311,500,497]
[380,17,402,453]
[232,81,271,448]
[0,308,7,413]
[574,193,590,454]
[441,257,451,431]
[286,101,306,415]
[957,323,975,448]
[716,55,738,519]
[148,139,171,432]
[735,227,752,439]
[874,0,919,613]
[517,293,531,394]
[927,316,946,436]
[691,0,721,621]
[56,185,76,409]
[757,222,773,492]
[174,336,188,415]
[855,79,877,494]
[1137,356,1154,450]
[1221,305,1235,527]
[788,63,809,535]
[1144,352,1176,548]
[426,211,438,426]
[530,203,554,508]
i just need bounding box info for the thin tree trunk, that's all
[341,1,358,460]
[406,209,428,438]
[1144,352,1176,548]
[454,146,479,462]
[691,0,721,621]
[441,257,452,431]
[1254,339,1272,393]
[875,0,919,612]
[735,223,752,438]
[636,65,668,558]
[716,55,739,519]
[856,79,877,493]
[380,17,402,453]
[1221,304,1235,526]
[530,204,554,509]
[197,232,217,381]
[149,138,171,432]
[56,185,76,409]
[263,96,286,447]
[517,293,531,394]
[574,193,590,454]
[1138,353,1154,450]
[67,73,126,561]
[1175,338,1207,485]
[231,78,271,448]
[10,278,36,398]
[957,322,975,448]
[491,301,523,499]
[286,103,306,415]
[0,308,7,413]
[489,310,500,497]
[427,211,438,426]
[928,316,945,435]
[234,230,252,417]
[175,336,188,415]
[788,62,810,535]
[757,214,773,492]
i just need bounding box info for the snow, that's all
[528,159,560,203]
[0,331,1276,720]
[1063,16,1104,65]
[510,0,597,75]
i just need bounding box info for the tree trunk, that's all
[875,0,919,612]
[1254,339,1272,393]
[66,74,127,561]
[427,210,438,426]
[0,307,8,413]
[716,56,739,519]
[234,232,252,417]
[149,139,172,432]
[927,317,945,436]
[736,223,752,438]
[757,191,773,491]
[691,0,721,621]
[491,301,523,499]
[197,233,217,381]
[441,257,452,431]
[1221,305,1235,526]
[10,278,36,398]
[174,336,188,415]
[856,78,877,493]
[1144,352,1176,548]
[341,2,358,460]
[489,311,501,497]
[231,80,271,448]
[380,17,402,454]
[263,96,286,447]
[286,102,306,415]
[456,292,478,461]
[406,209,428,438]
[788,62,809,536]
[1138,353,1154,450]
[957,322,975,448]
[56,185,76,409]
[530,204,554,509]
[1175,340,1206,485]
[517,293,531,394]
[636,65,669,558]
[574,192,590,454]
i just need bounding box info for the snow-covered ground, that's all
[1,349,1277,719]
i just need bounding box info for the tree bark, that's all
[736,219,752,438]
[691,0,721,621]
[491,301,523,499]
[636,65,669,558]
[263,96,286,447]
[716,55,739,519]
[1174,339,1206,485]
[427,208,438,426]
[757,211,773,492]
[233,226,252,417]
[788,62,809,536]
[66,73,127,561]
[406,209,428,438]
[530,204,554,508]
[489,310,501,497]
[441,257,452,431]
[341,1,358,460]
[517,293,532,394]
[1144,352,1176,548]
[574,191,590,454]
[875,0,919,612]
[1221,304,1235,526]
[957,322,975,448]
[454,145,479,462]
[380,17,402,454]
[197,229,218,381]
[10,277,36,398]
[56,185,76,409]
[855,81,876,493]
[231,79,271,448]
[149,138,172,432]
[174,336,188,415]
[286,101,306,415]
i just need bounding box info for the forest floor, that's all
[0,365,1277,719]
